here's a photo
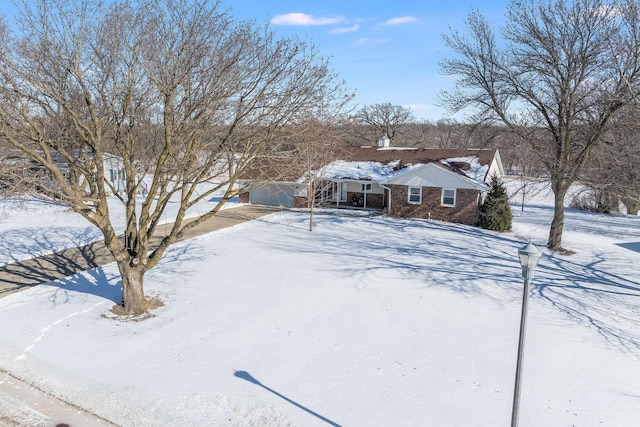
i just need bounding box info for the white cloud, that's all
[383,16,418,26]
[405,104,433,112]
[329,24,360,34]
[353,37,390,46]
[271,12,344,26]
[593,5,622,18]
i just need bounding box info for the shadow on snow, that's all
[0,227,206,306]
[268,212,640,355]
[234,370,342,427]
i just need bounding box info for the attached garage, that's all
[249,183,296,208]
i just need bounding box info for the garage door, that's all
[249,183,295,207]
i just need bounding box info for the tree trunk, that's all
[308,182,315,231]
[117,260,147,315]
[547,181,569,251]
[622,197,640,216]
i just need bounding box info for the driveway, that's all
[0,204,281,297]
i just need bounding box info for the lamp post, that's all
[511,240,542,427]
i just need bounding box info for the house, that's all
[239,139,504,225]
[102,153,126,194]
[56,151,127,195]
[1,150,128,196]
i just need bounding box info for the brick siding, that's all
[294,196,307,208]
[388,185,480,225]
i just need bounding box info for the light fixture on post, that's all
[511,239,542,427]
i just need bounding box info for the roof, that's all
[240,146,500,184]
[321,147,498,183]
[338,147,497,168]
[238,156,303,182]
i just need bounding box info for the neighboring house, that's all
[2,151,127,195]
[102,153,126,194]
[55,151,127,195]
[239,140,504,225]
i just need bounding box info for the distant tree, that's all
[440,0,640,252]
[510,176,548,212]
[355,102,415,145]
[478,175,512,231]
[0,143,12,196]
[581,106,640,215]
[396,119,465,149]
[0,0,351,315]
[431,119,471,148]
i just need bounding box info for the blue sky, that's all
[228,0,510,121]
[0,0,511,121]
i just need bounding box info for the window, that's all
[441,188,456,207]
[408,186,421,204]
[361,183,371,191]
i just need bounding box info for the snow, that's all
[318,159,407,181]
[0,197,102,267]
[1,178,639,426]
[0,185,238,267]
[441,156,489,181]
[316,156,488,184]
[376,146,418,151]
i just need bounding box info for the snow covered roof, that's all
[318,160,416,181]
[316,147,496,183]
[340,146,496,166]
[439,156,490,181]
[241,147,500,184]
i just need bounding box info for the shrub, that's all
[569,188,618,213]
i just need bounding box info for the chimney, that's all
[378,134,390,147]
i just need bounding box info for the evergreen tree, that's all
[478,175,512,231]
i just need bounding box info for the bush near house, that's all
[478,175,512,231]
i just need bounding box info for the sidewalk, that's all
[0,371,116,427]
[0,204,280,297]
[0,204,281,426]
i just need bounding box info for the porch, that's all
[322,180,387,211]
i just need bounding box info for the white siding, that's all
[387,163,486,190]
[344,181,384,194]
[485,150,504,182]
[103,154,126,193]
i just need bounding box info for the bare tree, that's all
[0,0,351,314]
[286,119,349,231]
[355,102,415,145]
[581,105,640,214]
[439,0,640,251]
[431,120,470,148]
[613,114,640,214]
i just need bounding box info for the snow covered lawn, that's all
[0,189,237,267]
[0,185,639,426]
